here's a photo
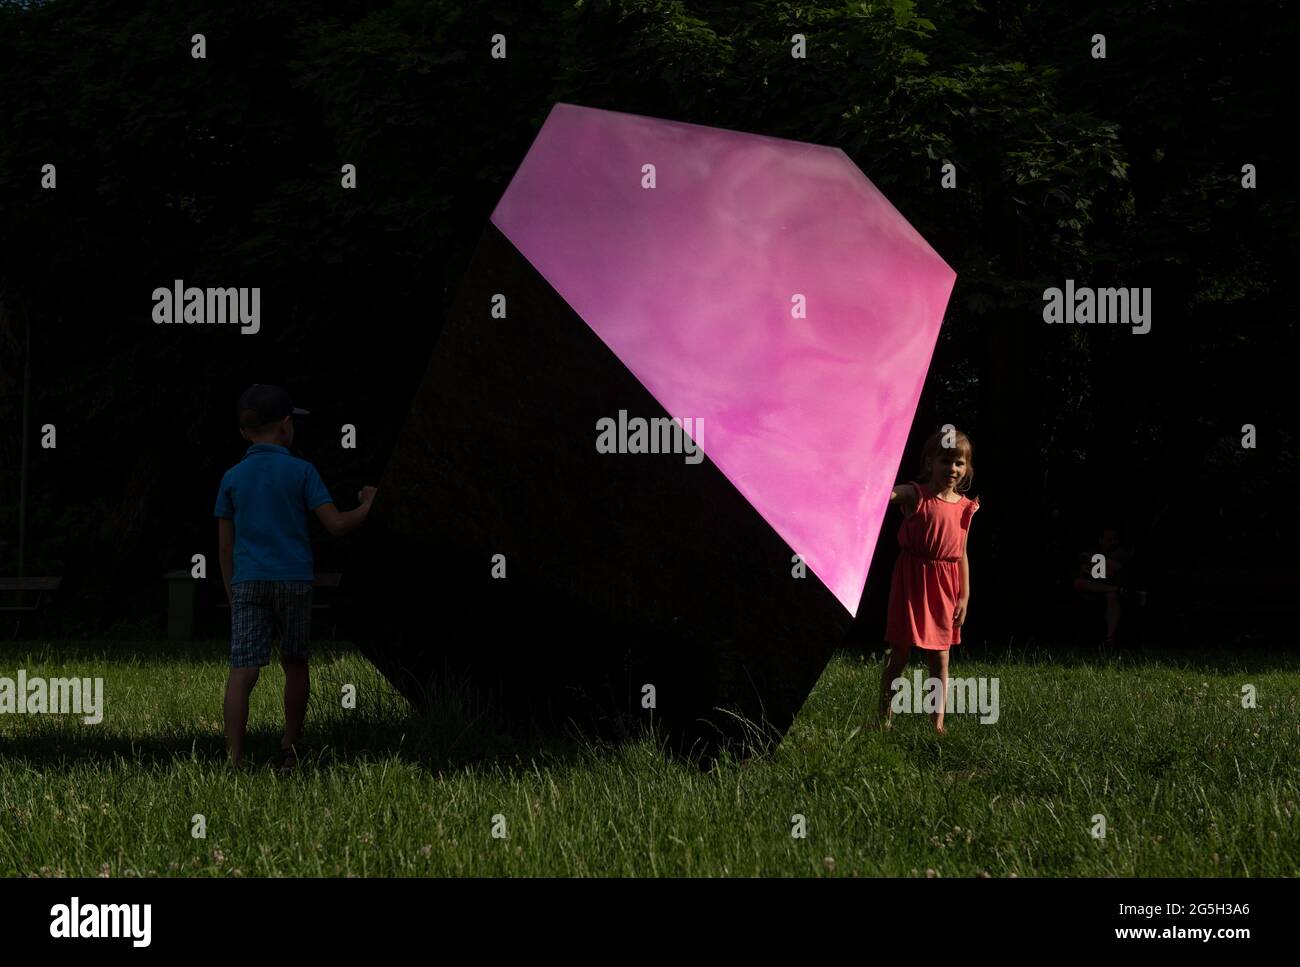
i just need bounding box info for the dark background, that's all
[1,0,1295,647]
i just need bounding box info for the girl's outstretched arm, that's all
[889,483,916,509]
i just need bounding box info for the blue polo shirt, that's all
[214,443,334,584]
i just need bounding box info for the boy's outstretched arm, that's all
[313,485,378,538]
[217,517,235,604]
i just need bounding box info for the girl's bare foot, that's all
[934,719,947,736]
[276,746,299,777]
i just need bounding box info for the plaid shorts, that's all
[230,580,313,668]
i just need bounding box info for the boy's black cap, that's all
[238,384,309,429]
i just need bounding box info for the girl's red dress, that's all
[886,481,979,650]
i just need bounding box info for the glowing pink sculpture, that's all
[491,103,957,614]
[339,101,959,760]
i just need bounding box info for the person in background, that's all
[1073,524,1144,645]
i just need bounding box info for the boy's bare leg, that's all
[281,656,309,757]
[224,667,261,766]
[878,644,910,729]
[926,649,949,734]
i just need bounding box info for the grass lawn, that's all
[1,640,1296,876]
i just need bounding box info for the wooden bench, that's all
[0,577,63,637]
[1162,567,1300,642]
[1170,568,1300,610]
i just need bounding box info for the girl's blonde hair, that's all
[917,427,975,494]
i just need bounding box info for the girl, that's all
[878,428,979,734]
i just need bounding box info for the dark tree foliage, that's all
[0,0,1292,642]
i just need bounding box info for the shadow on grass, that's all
[0,696,781,781]
[0,647,732,777]
[0,680,631,778]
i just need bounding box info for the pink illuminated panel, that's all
[491,103,957,616]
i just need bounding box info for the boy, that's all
[214,384,377,771]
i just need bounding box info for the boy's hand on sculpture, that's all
[315,486,378,538]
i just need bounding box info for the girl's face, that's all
[930,449,969,490]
